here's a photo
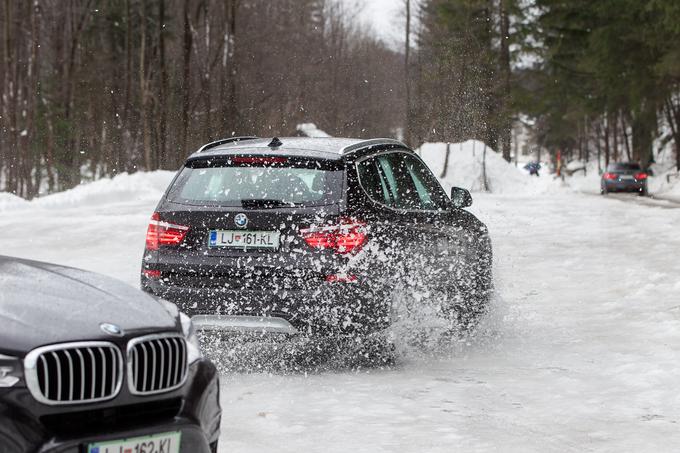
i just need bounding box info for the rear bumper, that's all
[603,180,646,191]
[143,279,390,335]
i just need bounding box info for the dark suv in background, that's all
[601,162,649,196]
[141,137,493,345]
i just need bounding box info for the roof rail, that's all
[197,136,259,153]
[340,138,408,155]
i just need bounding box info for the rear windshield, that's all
[168,156,344,207]
[607,163,641,171]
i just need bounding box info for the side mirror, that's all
[451,187,473,209]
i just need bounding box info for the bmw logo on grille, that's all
[100,323,123,337]
[234,213,248,228]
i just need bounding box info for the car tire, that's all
[639,187,648,197]
[439,269,493,333]
[348,333,396,367]
[210,441,219,453]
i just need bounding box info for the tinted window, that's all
[356,158,391,205]
[376,154,419,208]
[403,154,449,210]
[607,163,641,172]
[168,157,343,207]
[357,152,449,211]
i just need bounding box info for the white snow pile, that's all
[296,123,331,138]
[0,171,175,212]
[0,191,28,210]
[417,140,555,195]
[560,160,601,194]
[649,146,680,198]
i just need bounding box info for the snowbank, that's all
[0,192,28,211]
[649,146,680,198]
[417,140,556,195]
[0,171,175,213]
[561,160,601,194]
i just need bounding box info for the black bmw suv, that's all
[141,137,493,343]
[0,255,221,453]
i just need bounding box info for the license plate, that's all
[209,229,280,249]
[87,431,181,453]
[621,175,634,180]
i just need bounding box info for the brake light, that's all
[142,269,161,278]
[325,274,358,283]
[301,218,367,255]
[634,172,648,180]
[603,172,618,180]
[231,156,288,165]
[145,212,190,250]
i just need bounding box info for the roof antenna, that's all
[268,137,283,148]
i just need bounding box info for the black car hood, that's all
[0,256,178,354]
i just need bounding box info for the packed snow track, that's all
[1,172,679,452]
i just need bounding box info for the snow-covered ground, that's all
[1,159,680,451]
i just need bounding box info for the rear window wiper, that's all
[241,199,302,209]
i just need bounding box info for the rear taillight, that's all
[300,218,368,255]
[603,172,618,180]
[145,212,190,251]
[634,172,648,180]
[325,274,358,283]
[142,269,161,279]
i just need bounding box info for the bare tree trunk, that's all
[157,0,167,166]
[124,0,132,123]
[621,112,632,162]
[440,142,450,178]
[3,0,17,193]
[220,0,238,135]
[664,96,680,171]
[201,0,212,139]
[595,123,602,173]
[139,0,152,171]
[61,0,92,189]
[612,111,619,162]
[25,0,41,198]
[481,143,489,191]
[498,0,512,162]
[604,115,610,168]
[404,0,412,147]
[180,0,193,158]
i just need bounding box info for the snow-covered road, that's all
[1,173,679,452]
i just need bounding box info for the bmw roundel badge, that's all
[100,323,123,337]
[234,213,248,228]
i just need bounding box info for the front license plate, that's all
[209,229,280,249]
[87,431,181,453]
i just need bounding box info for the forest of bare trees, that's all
[0,0,406,198]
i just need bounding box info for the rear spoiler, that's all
[196,136,259,154]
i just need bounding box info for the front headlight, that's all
[0,354,22,388]
[179,312,202,364]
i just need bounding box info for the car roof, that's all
[186,137,409,162]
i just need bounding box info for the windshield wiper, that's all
[241,199,301,209]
